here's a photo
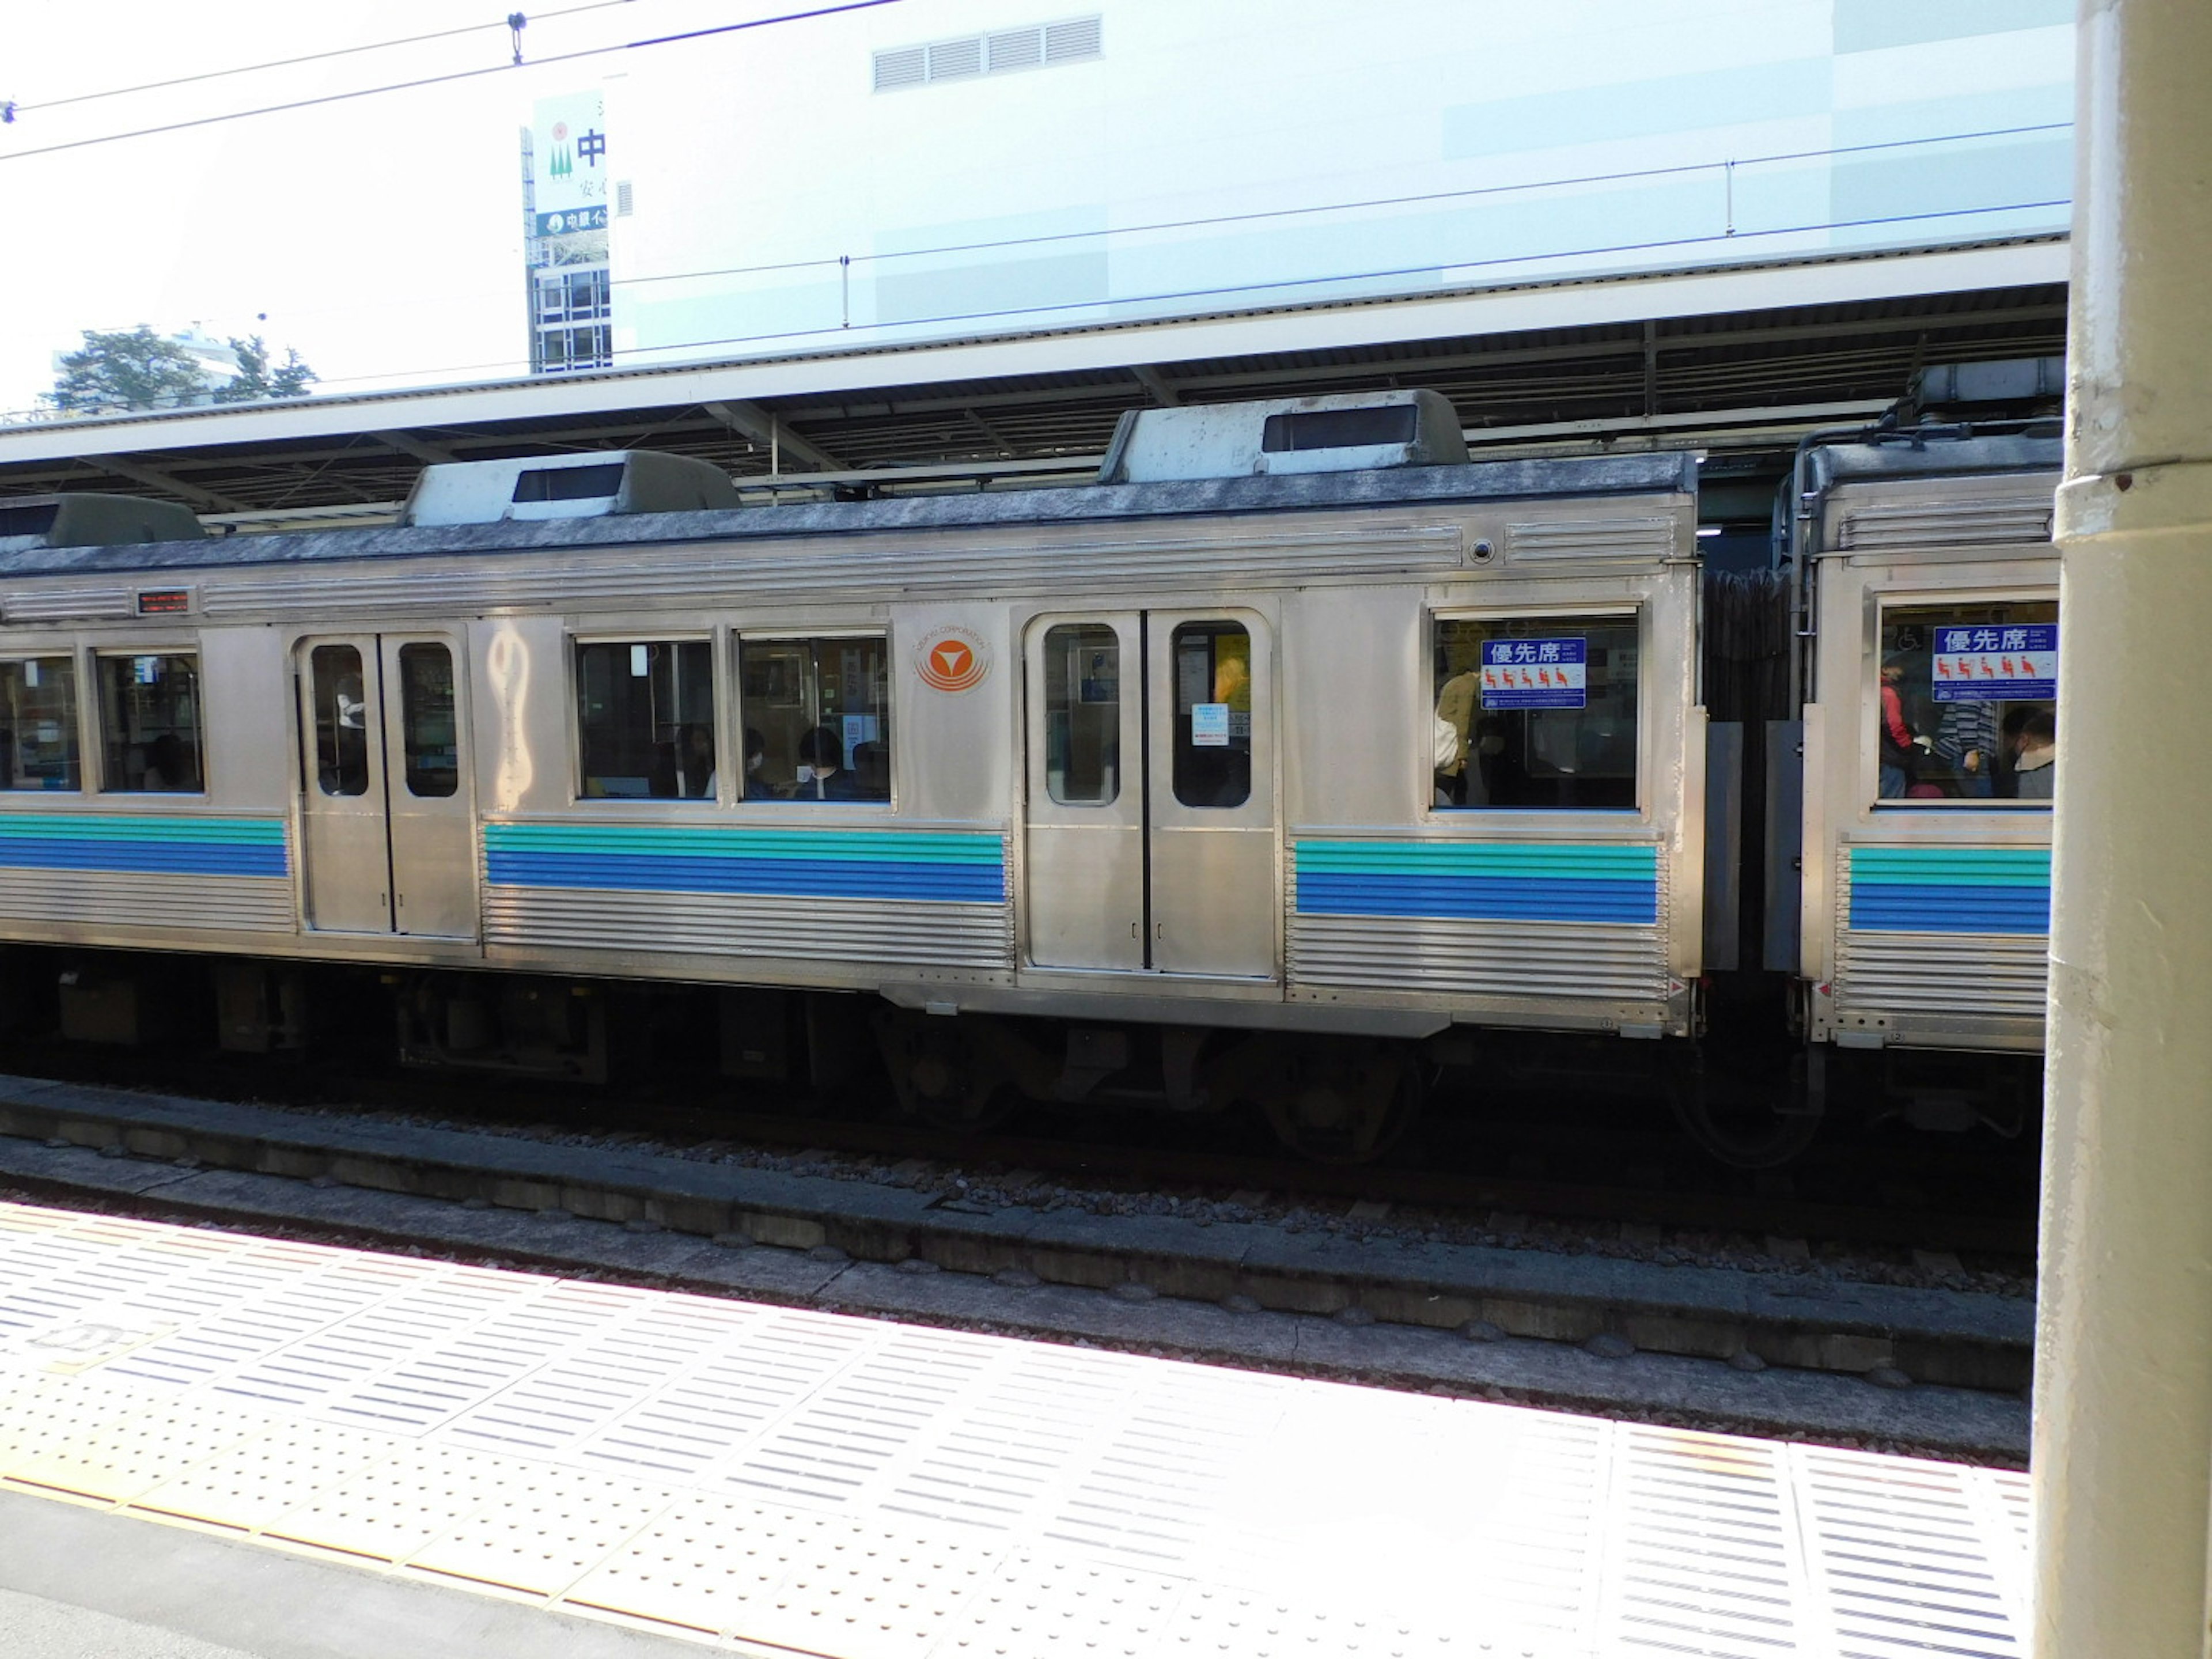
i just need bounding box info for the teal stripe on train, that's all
[0,813,287,878]
[484,822,1007,903]
[1849,846,2050,934]
[1296,840,1659,925]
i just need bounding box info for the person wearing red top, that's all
[1878,656,1925,797]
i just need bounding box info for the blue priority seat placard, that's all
[1932,624,2058,702]
[1479,638,1587,710]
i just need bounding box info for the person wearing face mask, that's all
[789,725,862,802]
[738,726,774,801]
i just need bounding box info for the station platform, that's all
[0,1198,2032,1659]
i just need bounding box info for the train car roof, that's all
[1805,430,2062,492]
[0,452,1696,579]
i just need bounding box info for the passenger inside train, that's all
[1430,617,1636,809]
[1873,603,2059,802]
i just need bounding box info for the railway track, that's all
[0,1069,2035,1461]
[0,1035,2038,1262]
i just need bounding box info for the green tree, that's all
[214,334,317,403]
[44,326,211,414]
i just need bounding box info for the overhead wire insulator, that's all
[508,13,529,65]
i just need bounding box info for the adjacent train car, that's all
[0,393,1707,1157]
[1785,430,2061,1134]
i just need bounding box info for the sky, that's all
[0,0,794,418]
[1,1,2073,424]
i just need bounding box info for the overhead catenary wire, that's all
[4,1,648,119]
[0,0,906,162]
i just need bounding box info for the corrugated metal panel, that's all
[1295,839,1660,925]
[0,588,136,622]
[198,523,1465,619]
[1287,914,1668,999]
[1843,845,2050,933]
[1505,516,1677,562]
[1838,498,2052,551]
[0,813,290,878]
[484,824,1006,904]
[0,868,294,933]
[484,887,1013,968]
[1835,932,2048,1017]
[1835,850,2048,1016]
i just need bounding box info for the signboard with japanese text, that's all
[531,91,608,225]
[1932,623,2058,702]
[536,204,608,237]
[1479,638,1587,710]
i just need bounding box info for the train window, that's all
[97,653,203,793]
[1170,621,1251,809]
[308,645,369,797]
[737,635,891,804]
[398,643,459,799]
[1874,600,2058,805]
[1041,624,1120,805]
[1432,616,1638,809]
[0,658,80,791]
[574,639,715,800]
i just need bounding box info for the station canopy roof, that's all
[0,241,2067,529]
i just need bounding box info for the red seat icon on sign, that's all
[918,629,988,692]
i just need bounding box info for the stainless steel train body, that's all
[0,424,1705,1137]
[1787,434,2061,1062]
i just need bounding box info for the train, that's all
[0,389,2059,1161]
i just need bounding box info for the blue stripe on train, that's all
[1295,873,1657,925]
[0,838,287,878]
[484,850,1007,904]
[1849,883,2051,934]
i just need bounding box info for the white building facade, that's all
[598,0,2074,370]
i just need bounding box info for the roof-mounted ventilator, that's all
[400,450,741,527]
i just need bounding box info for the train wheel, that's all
[1665,1048,1824,1169]
[1256,1041,1422,1163]
[877,1012,1016,1133]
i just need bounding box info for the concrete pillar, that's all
[2034,1,2212,1654]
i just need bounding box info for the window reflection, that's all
[1874,601,2057,805]
[1433,617,1637,809]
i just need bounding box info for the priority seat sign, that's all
[1480,638,1587,710]
[1932,624,2058,702]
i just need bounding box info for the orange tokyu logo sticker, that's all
[916,627,989,693]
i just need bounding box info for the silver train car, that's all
[0,395,2061,1158]
[1781,430,2060,1134]
[0,393,1709,1157]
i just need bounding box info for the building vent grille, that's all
[986,28,1043,70]
[1044,16,1103,60]
[874,16,1100,92]
[927,36,983,79]
[614,179,634,217]
[872,46,926,90]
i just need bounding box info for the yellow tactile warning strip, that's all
[0,1200,2031,1657]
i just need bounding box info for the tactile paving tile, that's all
[885,1344,1139,1533]
[563,1494,838,1635]
[1043,1366,1294,1567]
[1790,1444,2025,1658]
[443,1293,756,1463]
[0,1377,274,1505]
[928,1550,1188,1658]
[130,1418,398,1532]
[710,1515,1002,1659]
[405,1461,677,1596]
[0,1198,2041,1659]
[263,1441,544,1564]
[721,1326,1007,1510]
[1595,1425,1812,1657]
[1162,1585,1470,1658]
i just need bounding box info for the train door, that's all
[296,634,476,938]
[1022,609,1276,978]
